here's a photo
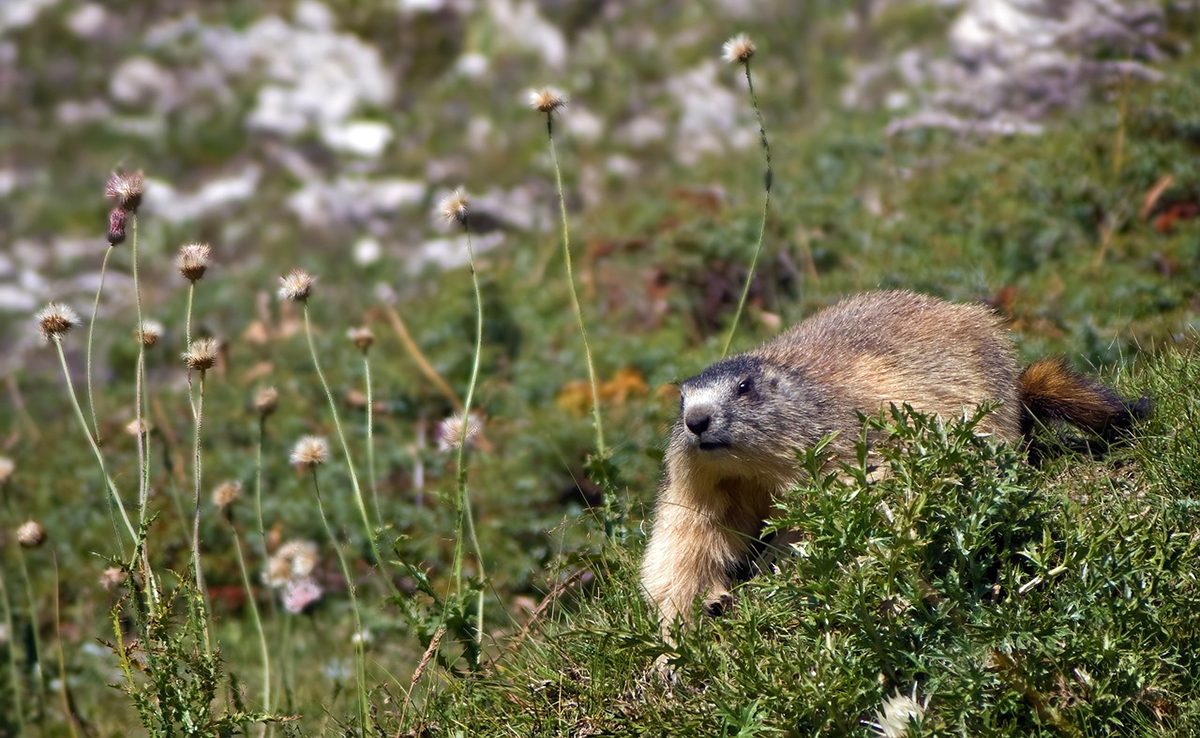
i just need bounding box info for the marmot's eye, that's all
[736,378,753,396]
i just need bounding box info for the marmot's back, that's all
[758,290,1022,443]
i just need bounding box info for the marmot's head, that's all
[673,353,825,483]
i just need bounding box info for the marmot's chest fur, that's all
[642,290,1146,629]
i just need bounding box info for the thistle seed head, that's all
[136,320,163,348]
[36,303,80,342]
[439,188,469,225]
[528,87,567,115]
[278,269,314,302]
[177,243,211,282]
[254,386,279,417]
[0,457,13,484]
[183,337,219,372]
[107,208,127,245]
[437,411,483,452]
[105,169,144,213]
[289,436,329,469]
[17,520,46,548]
[212,479,242,510]
[124,417,149,437]
[100,567,127,591]
[347,326,375,353]
[865,685,927,738]
[722,33,756,65]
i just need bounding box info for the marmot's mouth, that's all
[698,441,731,451]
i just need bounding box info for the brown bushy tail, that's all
[1018,358,1150,440]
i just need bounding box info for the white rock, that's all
[320,120,393,158]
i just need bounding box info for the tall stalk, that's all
[183,338,219,654]
[443,191,488,643]
[15,546,44,707]
[227,514,270,720]
[720,37,774,358]
[84,245,115,441]
[53,338,137,553]
[309,469,370,730]
[299,302,394,592]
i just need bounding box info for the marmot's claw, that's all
[703,591,735,617]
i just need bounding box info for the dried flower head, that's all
[722,33,756,65]
[183,337,219,372]
[865,686,927,738]
[136,319,163,348]
[0,457,13,484]
[177,243,211,282]
[528,87,567,114]
[437,411,483,452]
[105,169,145,212]
[212,479,242,510]
[347,326,375,352]
[254,386,279,417]
[264,555,292,588]
[124,417,149,437]
[100,567,127,591]
[439,188,469,225]
[289,436,329,469]
[282,577,323,614]
[107,208,127,245]
[17,520,46,548]
[36,303,80,342]
[278,269,313,302]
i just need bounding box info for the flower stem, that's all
[189,370,212,654]
[15,548,44,707]
[301,306,395,594]
[54,339,137,553]
[50,553,79,738]
[229,518,271,719]
[364,354,381,523]
[721,60,773,358]
[546,116,606,458]
[84,245,114,442]
[310,470,370,731]
[452,223,487,643]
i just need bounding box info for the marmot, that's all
[641,290,1148,629]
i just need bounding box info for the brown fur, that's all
[641,290,1145,631]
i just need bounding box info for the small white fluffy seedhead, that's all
[278,269,314,302]
[36,303,80,342]
[438,412,483,452]
[254,386,279,417]
[17,520,46,548]
[100,567,127,591]
[137,320,163,348]
[0,457,14,484]
[865,685,927,738]
[289,436,329,469]
[177,243,211,282]
[439,188,469,225]
[105,169,145,212]
[347,326,375,353]
[212,479,242,510]
[722,33,756,65]
[183,337,220,372]
[528,87,567,114]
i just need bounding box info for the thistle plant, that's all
[183,336,219,653]
[719,33,774,358]
[529,88,605,454]
[279,270,395,592]
[439,189,488,644]
[39,303,137,553]
[289,436,370,730]
[85,206,127,441]
[15,520,46,707]
[252,386,278,563]
[347,327,381,522]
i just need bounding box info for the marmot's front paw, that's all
[703,590,735,617]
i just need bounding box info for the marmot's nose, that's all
[685,409,711,436]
